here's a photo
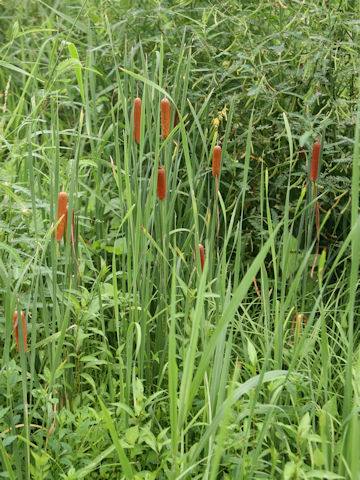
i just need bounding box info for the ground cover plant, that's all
[0,0,360,478]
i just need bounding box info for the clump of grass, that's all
[1,3,359,479]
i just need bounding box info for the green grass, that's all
[0,1,359,478]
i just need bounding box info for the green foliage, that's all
[0,0,359,478]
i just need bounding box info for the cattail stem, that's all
[215,176,220,238]
[209,178,219,274]
[309,141,321,277]
[310,183,320,278]
[155,173,169,374]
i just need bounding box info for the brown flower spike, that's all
[133,97,142,144]
[310,141,321,181]
[161,98,171,139]
[212,145,222,177]
[194,243,205,271]
[157,167,166,200]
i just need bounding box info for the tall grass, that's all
[0,1,359,479]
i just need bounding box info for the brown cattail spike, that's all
[55,192,68,241]
[310,141,321,181]
[157,167,166,200]
[13,311,27,353]
[198,243,205,271]
[133,97,142,144]
[212,145,222,177]
[161,98,171,139]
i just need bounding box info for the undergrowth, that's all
[0,1,359,479]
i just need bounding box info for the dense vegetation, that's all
[0,1,359,478]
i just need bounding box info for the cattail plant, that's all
[157,167,166,200]
[212,145,222,177]
[133,97,142,144]
[309,141,321,278]
[55,192,68,241]
[13,311,27,352]
[161,97,171,139]
[310,141,321,181]
[212,145,222,238]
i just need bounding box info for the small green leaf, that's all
[284,461,297,480]
[306,471,344,479]
[81,373,97,391]
[104,238,128,255]
[313,448,325,467]
[298,412,311,440]
[126,426,139,446]
[247,338,257,366]
[67,42,85,103]
[140,427,158,453]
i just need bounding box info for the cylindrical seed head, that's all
[161,98,171,139]
[133,97,142,144]
[157,167,166,200]
[212,145,222,177]
[310,141,321,182]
